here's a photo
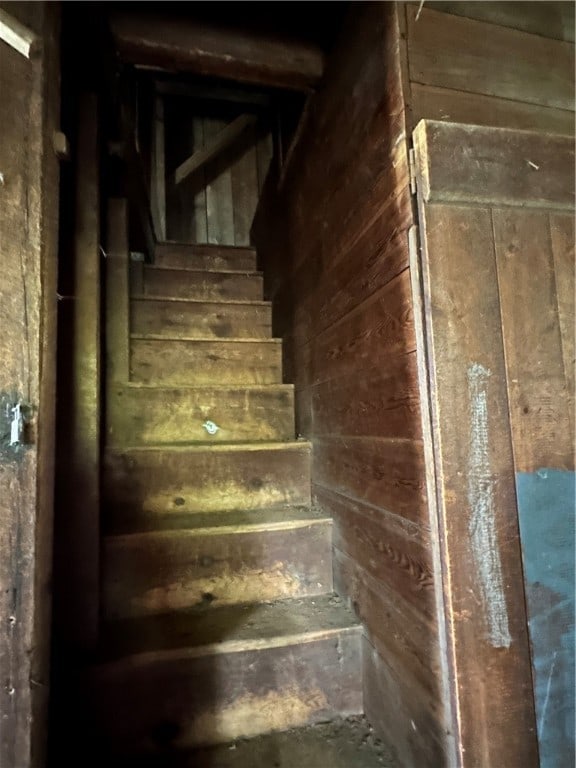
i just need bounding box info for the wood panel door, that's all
[0,5,61,767]
[410,121,574,767]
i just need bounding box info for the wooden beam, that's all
[174,114,256,186]
[150,95,166,239]
[110,13,324,91]
[66,92,101,651]
[0,8,40,58]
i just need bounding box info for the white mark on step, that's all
[467,363,512,649]
[202,420,220,436]
[539,651,558,736]
[527,160,540,170]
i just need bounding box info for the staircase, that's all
[91,201,363,762]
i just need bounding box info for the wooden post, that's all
[106,199,130,385]
[66,92,101,651]
[150,94,166,241]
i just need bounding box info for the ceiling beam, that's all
[110,13,325,92]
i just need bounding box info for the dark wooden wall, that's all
[253,4,448,765]
[163,100,272,246]
[0,3,61,766]
[401,1,575,134]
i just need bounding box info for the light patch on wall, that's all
[467,362,512,649]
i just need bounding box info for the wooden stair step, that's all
[155,242,257,272]
[131,297,272,339]
[103,442,312,517]
[106,383,295,446]
[89,596,362,752]
[103,509,333,619]
[142,265,263,302]
[130,337,283,386]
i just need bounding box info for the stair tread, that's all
[106,440,311,454]
[145,265,262,276]
[131,295,271,306]
[100,594,360,663]
[116,382,293,392]
[106,504,329,536]
[131,334,281,343]
[158,241,256,252]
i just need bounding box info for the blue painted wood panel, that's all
[516,470,575,768]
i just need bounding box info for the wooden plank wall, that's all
[164,99,272,246]
[401,2,575,134]
[0,3,60,767]
[253,5,449,766]
[413,121,574,767]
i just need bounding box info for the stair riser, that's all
[131,299,272,339]
[144,269,263,302]
[106,386,295,446]
[155,244,257,272]
[131,340,283,386]
[103,446,311,518]
[103,522,333,619]
[90,634,362,752]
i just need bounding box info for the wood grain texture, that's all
[410,83,575,136]
[130,338,282,386]
[89,632,361,754]
[422,1,575,43]
[142,266,263,302]
[493,209,574,472]
[103,443,311,519]
[205,117,235,246]
[0,4,60,766]
[103,520,332,619]
[111,12,325,91]
[413,120,575,209]
[415,200,539,767]
[407,5,575,111]
[313,437,427,527]
[252,5,447,764]
[106,384,295,445]
[154,242,257,271]
[131,297,271,339]
[231,123,259,246]
[550,213,576,424]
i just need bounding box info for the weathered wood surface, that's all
[106,384,295,445]
[413,120,575,209]
[414,200,539,766]
[204,117,235,246]
[130,338,282,386]
[150,94,166,240]
[407,6,575,111]
[106,200,130,383]
[0,6,40,57]
[90,623,361,752]
[410,83,575,136]
[550,214,576,412]
[103,519,332,618]
[142,265,263,302]
[494,209,574,470]
[253,4,447,765]
[421,1,575,43]
[231,122,259,246]
[131,297,271,339]
[493,204,575,767]
[103,443,311,519]
[110,12,325,91]
[0,4,60,766]
[154,242,257,271]
[174,114,256,186]
[59,92,100,651]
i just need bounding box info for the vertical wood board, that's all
[415,200,539,767]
